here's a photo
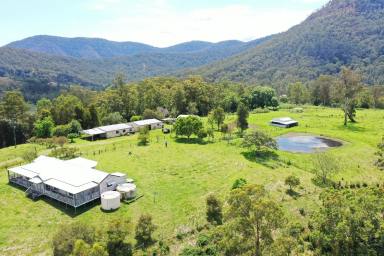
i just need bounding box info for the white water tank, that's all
[101,191,121,211]
[116,183,137,200]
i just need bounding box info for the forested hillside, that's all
[0,37,270,92]
[201,0,384,91]
[6,36,257,59]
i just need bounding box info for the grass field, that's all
[1,106,383,255]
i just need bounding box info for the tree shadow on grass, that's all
[338,123,366,132]
[311,177,335,188]
[241,150,279,168]
[286,189,301,200]
[174,138,212,145]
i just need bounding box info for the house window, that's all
[123,129,126,133]
[107,182,116,188]
[116,131,119,134]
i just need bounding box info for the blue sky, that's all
[1,0,329,47]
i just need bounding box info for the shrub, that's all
[52,222,95,256]
[252,108,270,114]
[49,147,79,160]
[130,115,142,122]
[285,175,300,191]
[53,124,71,137]
[206,194,223,226]
[197,129,208,140]
[137,127,150,146]
[135,214,157,248]
[242,130,277,153]
[173,116,203,139]
[299,208,306,216]
[232,178,247,190]
[53,136,68,147]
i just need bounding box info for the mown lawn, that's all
[0,106,383,255]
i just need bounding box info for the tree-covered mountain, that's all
[5,35,157,59]
[201,0,384,89]
[0,36,271,93]
[5,35,257,59]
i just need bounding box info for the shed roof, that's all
[133,119,162,126]
[271,117,298,125]
[82,123,133,135]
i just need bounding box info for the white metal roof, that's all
[82,128,106,135]
[111,172,126,177]
[271,117,298,125]
[29,177,43,184]
[45,179,98,194]
[66,157,98,168]
[8,156,109,194]
[97,123,132,132]
[9,166,38,178]
[82,123,133,135]
[133,119,162,126]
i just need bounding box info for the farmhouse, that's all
[132,119,163,131]
[7,156,126,209]
[270,117,299,128]
[82,123,134,140]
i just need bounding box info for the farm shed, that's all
[270,117,299,128]
[82,123,134,140]
[7,156,126,209]
[132,119,163,131]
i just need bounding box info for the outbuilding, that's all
[132,119,163,131]
[82,123,134,140]
[7,156,127,209]
[270,117,299,128]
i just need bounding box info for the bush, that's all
[130,115,142,122]
[173,116,203,139]
[53,136,68,147]
[232,178,247,190]
[197,129,208,140]
[53,124,71,137]
[206,194,223,226]
[285,175,300,191]
[52,222,95,256]
[49,147,79,160]
[252,108,270,114]
[299,208,306,216]
[137,127,150,146]
[67,133,78,143]
[143,109,164,120]
[135,214,157,248]
[242,130,277,153]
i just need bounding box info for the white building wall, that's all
[105,128,134,139]
[99,174,127,194]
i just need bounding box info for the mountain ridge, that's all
[5,35,252,59]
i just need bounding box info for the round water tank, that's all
[101,191,121,211]
[116,183,137,200]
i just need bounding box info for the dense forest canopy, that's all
[200,0,384,91]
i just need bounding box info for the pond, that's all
[276,133,343,153]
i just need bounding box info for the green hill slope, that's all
[201,0,384,87]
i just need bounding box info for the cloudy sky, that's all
[1,0,329,47]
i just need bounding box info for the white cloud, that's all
[89,2,318,47]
